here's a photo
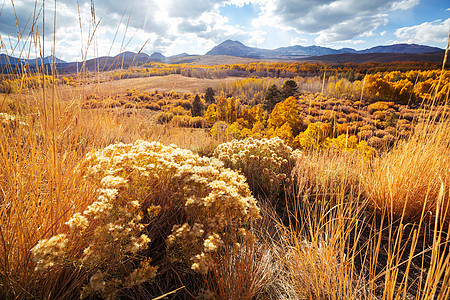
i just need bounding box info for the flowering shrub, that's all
[214,137,301,200]
[31,140,260,299]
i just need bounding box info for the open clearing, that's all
[80,74,243,96]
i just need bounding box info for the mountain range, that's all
[205,40,443,59]
[0,40,445,74]
[0,54,67,66]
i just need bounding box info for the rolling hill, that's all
[301,51,446,64]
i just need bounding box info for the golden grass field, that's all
[97,74,243,95]
[1,40,450,299]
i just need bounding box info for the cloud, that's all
[0,0,435,61]
[291,37,307,45]
[178,20,209,33]
[315,14,388,43]
[1,0,264,60]
[254,0,419,44]
[166,0,225,18]
[1,0,177,59]
[394,18,450,44]
[247,30,266,46]
[391,0,420,10]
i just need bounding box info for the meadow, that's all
[1,47,450,300]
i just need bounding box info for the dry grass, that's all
[364,124,450,222]
[0,99,94,298]
[2,67,450,300]
[2,72,450,299]
[277,150,370,299]
[2,89,450,300]
[0,79,220,299]
[96,74,242,95]
[2,2,450,297]
[275,104,450,299]
[208,243,280,300]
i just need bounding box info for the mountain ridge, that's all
[205,39,443,59]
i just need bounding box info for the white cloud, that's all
[361,31,376,37]
[1,0,248,60]
[225,0,267,8]
[253,0,419,45]
[391,0,420,10]
[0,0,436,61]
[247,30,266,46]
[291,37,307,45]
[315,14,388,44]
[394,18,450,44]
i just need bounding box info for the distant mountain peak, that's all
[171,53,189,58]
[221,39,245,45]
[115,51,149,59]
[149,52,166,62]
[206,40,262,58]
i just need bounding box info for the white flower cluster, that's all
[0,112,27,127]
[214,137,301,199]
[30,234,68,271]
[32,140,260,298]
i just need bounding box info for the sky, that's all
[0,0,449,62]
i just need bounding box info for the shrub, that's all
[382,134,395,145]
[156,112,173,124]
[374,129,388,138]
[172,99,184,107]
[169,91,180,99]
[144,102,161,110]
[367,136,384,148]
[123,102,135,109]
[189,116,207,128]
[373,110,387,121]
[31,141,260,298]
[357,129,373,140]
[214,137,300,201]
[103,97,121,108]
[181,100,192,110]
[171,105,187,116]
[171,115,190,127]
[368,101,394,114]
[294,123,332,150]
[86,93,98,100]
[82,100,102,109]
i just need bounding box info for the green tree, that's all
[205,87,216,104]
[280,79,298,99]
[262,84,281,113]
[191,95,203,117]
